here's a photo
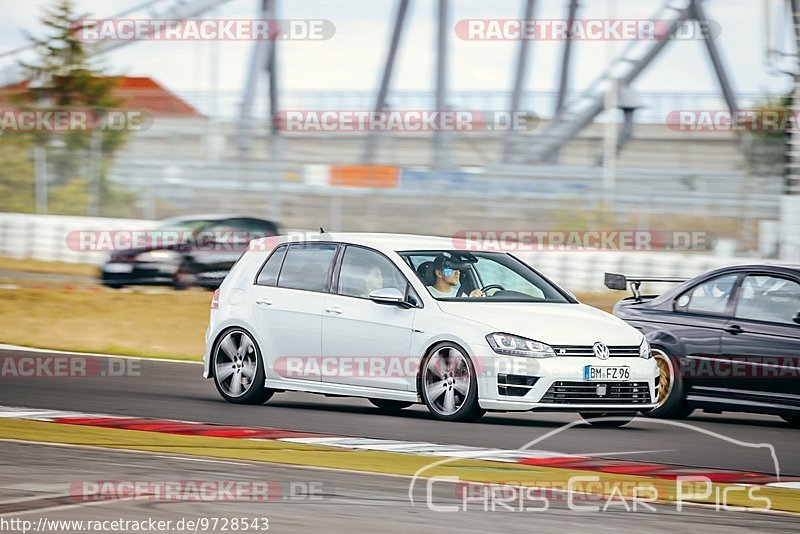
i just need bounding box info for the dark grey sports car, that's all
[605,264,800,426]
[101,215,279,290]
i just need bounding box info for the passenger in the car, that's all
[363,265,385,296]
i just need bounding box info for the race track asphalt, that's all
[0,347,796,477]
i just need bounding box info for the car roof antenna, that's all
[319,227,325,233]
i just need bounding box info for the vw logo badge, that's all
[593,342,610,360]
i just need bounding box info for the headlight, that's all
[639,338,652,359]
[486,333,556,358]
[135,250,180,262]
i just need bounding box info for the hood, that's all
[436,301,643,346]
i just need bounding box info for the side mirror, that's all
[369,288,411,308]
[793,312,800,325]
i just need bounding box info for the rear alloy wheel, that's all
[213,329,273,404]
[580,412,637,427]
[420,343,485,422]
[369,399,413,413]
[644,348,693,419]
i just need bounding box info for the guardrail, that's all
[0,213,156,266]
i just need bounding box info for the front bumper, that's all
[472,349,659,412]
[101,261,179,286]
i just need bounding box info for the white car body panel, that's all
[321,293,416,391]
[436,301,642,346]
[204,233,659,413]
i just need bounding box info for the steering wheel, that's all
[480,284,505,295]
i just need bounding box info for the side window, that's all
[734,275,800,325]
[197,219,265,249]
[405,255,437,285]
[675,274,738,315]
[276,243,337,292]
[338,247,408,298]
[255,245,287,286]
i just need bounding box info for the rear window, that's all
[276,243,338,292]
[255,245,287,286]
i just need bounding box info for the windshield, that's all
[400,251,571,302]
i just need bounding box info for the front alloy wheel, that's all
[644,348,693,419]
[213,329,273,404]
[420,343,484,422]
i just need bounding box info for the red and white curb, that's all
[1,405,798,489]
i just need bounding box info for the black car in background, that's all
[605,265,800,426]
[101,215,279,290]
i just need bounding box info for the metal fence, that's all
[177,89,772,125]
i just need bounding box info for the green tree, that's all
[6,0,136,216]
[746,95,791,179]
[0,136,36,213]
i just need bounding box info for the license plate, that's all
[584,365,630,381]
[103,263,133,274]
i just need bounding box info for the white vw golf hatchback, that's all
[203,233,658,425]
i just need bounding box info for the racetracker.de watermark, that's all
[274,110,539,132]
[70,480,323,503]
[75,18,335,41]
[0,109,152,133]
[65,229,274,252]
[676,357,800,379]
[272,355,539,380]
[455,19,720,41]
[452,230,717,252]
[0,354,140,378]
[666,110,800,132]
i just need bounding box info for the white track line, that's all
[0,344,202,365]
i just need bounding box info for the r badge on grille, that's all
[596,383,608,397]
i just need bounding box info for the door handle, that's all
[255,298,273,306]
[324,306,343,315]
[723,324,743,335]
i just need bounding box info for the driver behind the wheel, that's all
[429,253,484,298]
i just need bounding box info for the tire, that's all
[212,328,274,405]
[173,265,194,290]
[644,347,694,419]
[781,415,800,428]
[419,342,485,422]
[369,399,413,413]
[580,412,637,427]
[173,275,190,290]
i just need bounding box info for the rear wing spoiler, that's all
[604,272,688,300]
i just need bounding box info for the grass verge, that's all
[0,257,97,277]
[0,285,210,360]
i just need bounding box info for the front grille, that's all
[551,345,640,358]
[540,381,651,404]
